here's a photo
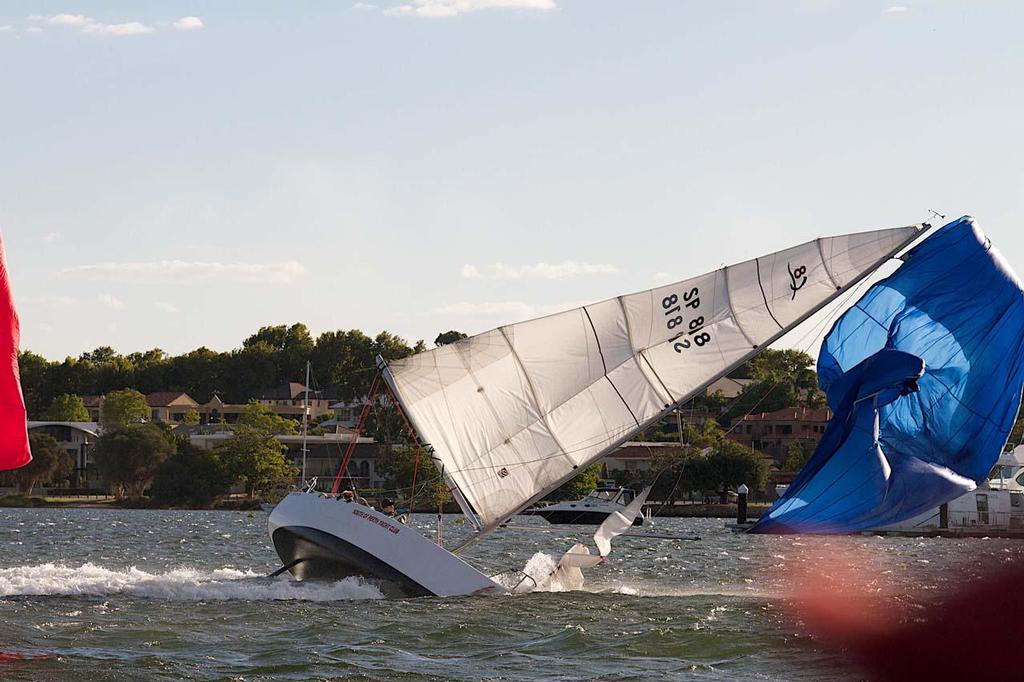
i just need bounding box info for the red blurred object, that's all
[0,230,30,471]
[789,548,1024,680]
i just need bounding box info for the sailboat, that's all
[268,219,928,595]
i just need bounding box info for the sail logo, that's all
[497,467,509,478]
[788,263,807,299]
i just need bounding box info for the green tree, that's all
[18,350,53,419]
[216,426,297,499]
[239,401,298,435]
[684,441,769,500]
[551,462,603,501]
[100,389,150,431]
[182,408,200,425]
[93,423,175,498]
[14,433,73,495]
[43,394,90,422]
[375,445,451,507]
[150,440,233,506]
[783,440,811,472]
[434,330,468,346]
[727,349,825,419]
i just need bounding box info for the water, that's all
[0,508,1020,680]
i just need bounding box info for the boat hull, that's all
[268,492,502,597]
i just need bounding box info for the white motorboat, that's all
[267,222,924,596]
[875,446,1024,534]
[524,481,646,525]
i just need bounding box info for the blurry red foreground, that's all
[0,230,30,471]
[788,547,1024,680]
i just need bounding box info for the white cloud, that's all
[883,6,909,13]
[97,294,126,311]
[172,16,204,30]
[32,14,168,36]
[432,300,582,320]
[0,25,13,32]
[353,2,379,9]
[83,21,155,36]
[462,260,619,280]
[384,0,557,18]
[47,13,91,26]
[64,259,308,284]
[155,301,179,313]
[42,232,60,242]
[653,271,672,283]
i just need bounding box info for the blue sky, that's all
[2,1,1022,361]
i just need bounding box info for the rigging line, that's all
[755,257,785,330]
[582,307,608,375]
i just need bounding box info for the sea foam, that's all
[0,563,383,601]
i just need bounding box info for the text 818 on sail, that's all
[665,289,712,352]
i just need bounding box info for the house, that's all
[726,406,832,462]
[188,429,385,489]
[254,383,334,422]
[26,421,101,488]
[602,442,683,473]
[706,376,752,399]
[145,392,200,423]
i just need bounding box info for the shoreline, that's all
[0,495,766,518]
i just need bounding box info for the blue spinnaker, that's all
[750,216,1024,534]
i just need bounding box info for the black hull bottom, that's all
[529,509,645,526]
[271,525,433,598]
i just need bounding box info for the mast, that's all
[301,360,310,483]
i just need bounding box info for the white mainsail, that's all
[381,225,922,531]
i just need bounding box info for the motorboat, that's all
[524,481,647,525]
[874,446,1024,533]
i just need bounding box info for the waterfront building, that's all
[726,406,832,463]
[26,421,101,488]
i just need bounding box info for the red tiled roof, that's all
[145,392,198,407]
[740,407,832,422]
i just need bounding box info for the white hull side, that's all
[268,492,502,597]
[876,487,1024,532]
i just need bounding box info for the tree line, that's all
[18,324,474,420]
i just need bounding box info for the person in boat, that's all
[381,498,396,517]
[341,490,354,503]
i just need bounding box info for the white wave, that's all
[0,563,383,601]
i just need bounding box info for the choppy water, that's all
[0,508,1020,680]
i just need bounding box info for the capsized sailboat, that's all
[751,216,1024,534]
[268,221,924,595]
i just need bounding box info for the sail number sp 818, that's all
[663,288,712,353]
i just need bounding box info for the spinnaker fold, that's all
[751,216,1024,534]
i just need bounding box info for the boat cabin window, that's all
[976,493,990,524]
[587,489,618,502]
[1012,492,1023,509]
[620,489,634,505]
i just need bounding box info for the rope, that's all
[331,373,381,494]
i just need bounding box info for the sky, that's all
[1,0,1023,362]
